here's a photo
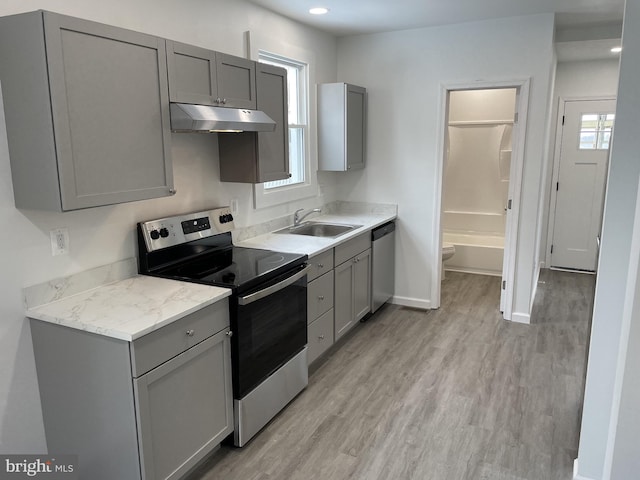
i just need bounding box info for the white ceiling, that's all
[248,0,624,61]
[248,0,624,36]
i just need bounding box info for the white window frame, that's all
[247,31,319,209]
[259,51,308,190]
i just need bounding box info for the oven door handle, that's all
[237,265,310,306]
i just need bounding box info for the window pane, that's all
[259,51,308,190]
[288,127,304,183]
[580,131,596,149]
[579,113,615,150]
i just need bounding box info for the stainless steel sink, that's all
[275,222,362,238]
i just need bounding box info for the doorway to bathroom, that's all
[434,80,530,320]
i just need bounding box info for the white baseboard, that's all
[391,296,432,310]
[510,312,531,324]
[573,458,596,480]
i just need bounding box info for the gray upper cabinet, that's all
[167,40,256,109]
[318,82,367,171]
[218,63,290,183]
[0,11,174,211]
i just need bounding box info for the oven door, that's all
[232,264,308,399]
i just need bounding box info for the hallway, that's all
[191,270,595,480]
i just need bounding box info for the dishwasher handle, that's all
[372,221,396,241]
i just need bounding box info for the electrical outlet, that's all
[230,198,239,214]
[50,228,69,256]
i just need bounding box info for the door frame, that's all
[544,95,616,270]
[432,78,530,321]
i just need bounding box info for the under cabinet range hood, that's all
[169,103,276,133]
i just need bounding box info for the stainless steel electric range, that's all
[137,207,309,447]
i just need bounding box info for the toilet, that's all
[442,243,456,279]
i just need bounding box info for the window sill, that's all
[253,180,318,209]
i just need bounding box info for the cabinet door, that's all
[166,40,218,105]
[346,84,366,170]
[353,248,372,321]
[134,329,233,480]
[216,52,256,109]
[256,63,290,182]
[43,13,173,210]
[334,259,354,341]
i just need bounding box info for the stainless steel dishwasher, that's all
[371,221,396,313]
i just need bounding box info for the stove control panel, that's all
[139,207,235,252]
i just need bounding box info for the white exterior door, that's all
[550,99,616,271]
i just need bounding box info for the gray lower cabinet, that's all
[218,63,290,183]
[318,83,367,172]
[0,11,174,211]
[306,234,372,358]
[307,250,335,365]
[29,300,233,480]
[307,309,334,364]
[335,245,372,342]
[166,40,256,109]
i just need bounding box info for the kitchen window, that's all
[259,52,308,189]
[249,32,319,210]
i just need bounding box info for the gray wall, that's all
[334,14,556,319]
[577,0,640,478]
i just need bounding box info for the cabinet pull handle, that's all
[318,263,324,268]
[318,335,325,340]
[318,295,325,300]
[221,98,227,105]
[169,188,177,195]
[215,97,221,104]
[186,329,195,337]
[226,331,233,337]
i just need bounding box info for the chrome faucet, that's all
[293,208,321,226]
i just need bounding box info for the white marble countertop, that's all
[236,212,397,257]
[26,275,231,341]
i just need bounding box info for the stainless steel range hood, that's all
[169,103,276,133]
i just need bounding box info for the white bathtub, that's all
[443,231,504,276]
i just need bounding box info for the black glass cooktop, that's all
[157,246,307,292]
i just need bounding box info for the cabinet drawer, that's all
[307,250,334,281]
[335,232,371,266]
[308,309,334,365]
[130,300,229,377]
[307,270,334,324]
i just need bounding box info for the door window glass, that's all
[579,113,615,150]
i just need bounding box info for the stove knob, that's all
[159,228,169,238]
[150,229,160,240]
[219,215,226,224]
[227,214,234,222]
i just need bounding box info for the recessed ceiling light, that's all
[611,46,622,53]
[309,7,329,15]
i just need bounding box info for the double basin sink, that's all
[275,221,362,238]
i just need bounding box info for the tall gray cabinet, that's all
[318,83,367,171]
[0,11,174,211]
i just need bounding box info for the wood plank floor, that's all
[188,270,595,480]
